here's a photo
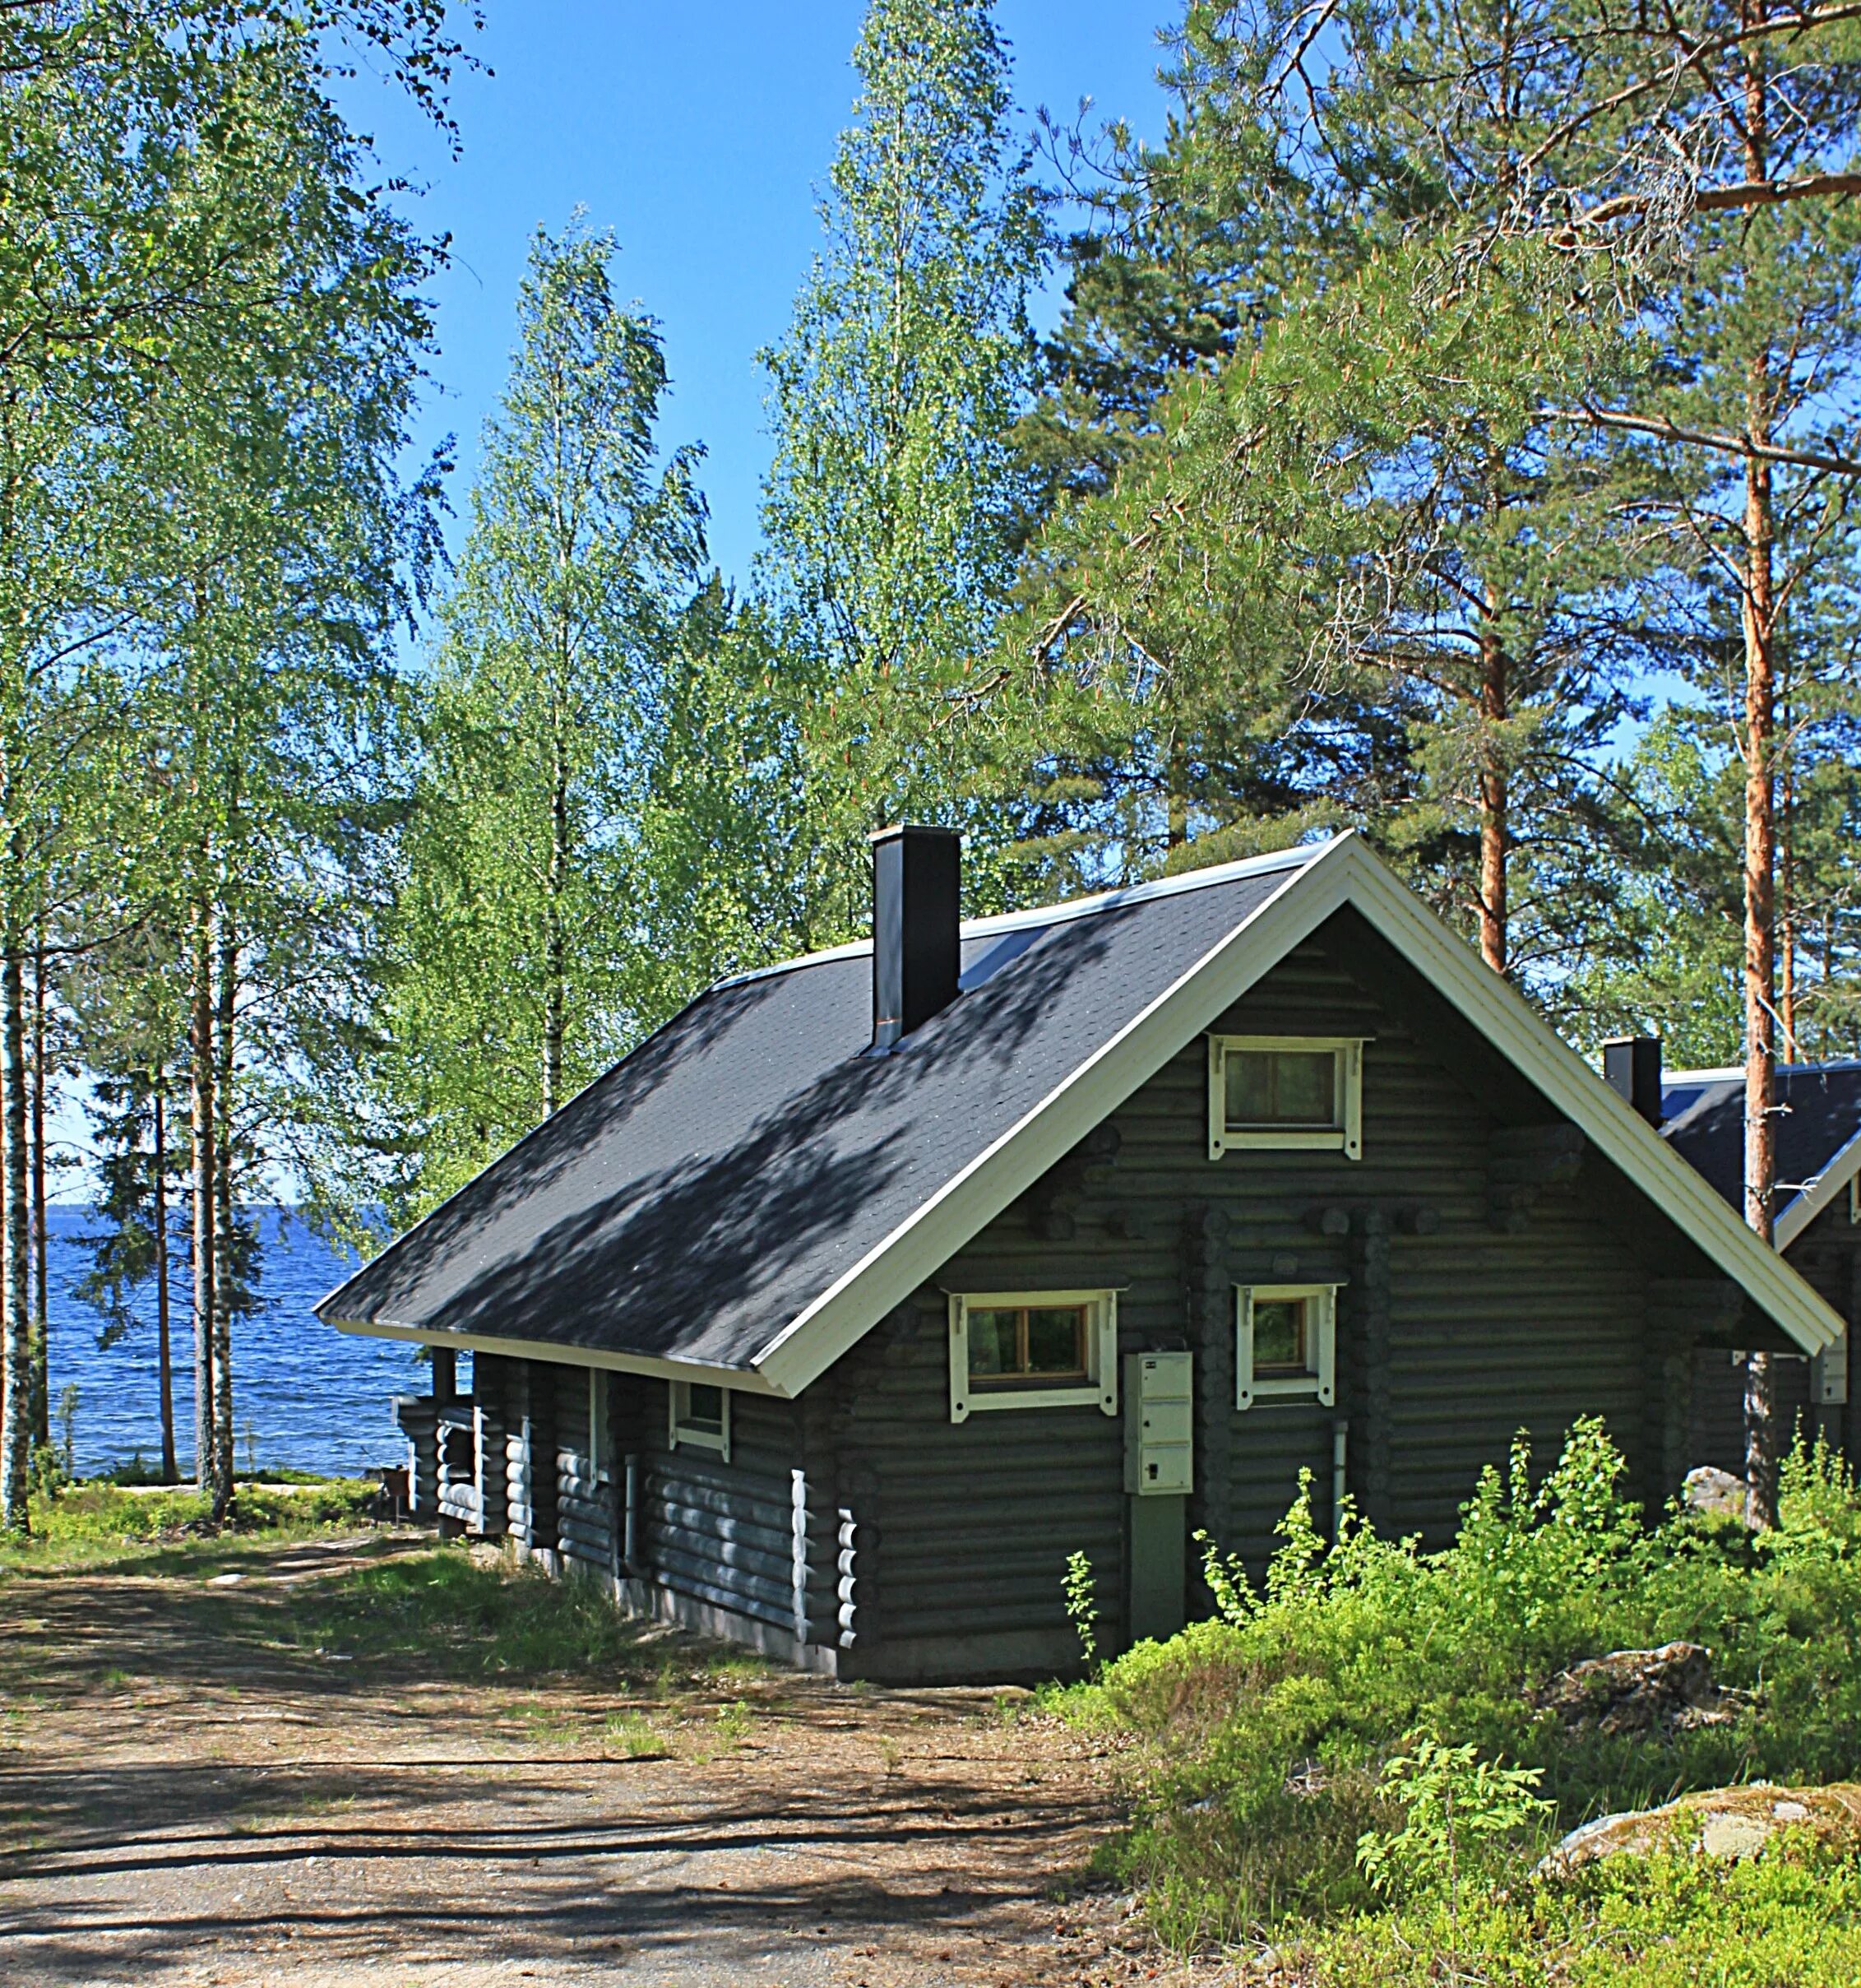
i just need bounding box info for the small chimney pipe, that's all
[1603,1035,1664,1127]
[871,825,961,1050]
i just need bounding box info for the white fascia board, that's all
[1335,846,1844,1357]
[326,1315,780,1394]
[752,830,1841,1394]
[1777,1127,1861,1249]
[754,841,1351,1396]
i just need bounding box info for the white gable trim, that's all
[752,833,1841,1395]
[1778,1127,1861,1249]
[1333,846,1840,1356]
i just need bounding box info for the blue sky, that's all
[51,5,1176,1190]
[350,2,1177,595]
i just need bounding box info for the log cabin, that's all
[1646,1054,1860,1469]
[317,827,1845,1681]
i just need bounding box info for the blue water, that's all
[46,1204,435,1480]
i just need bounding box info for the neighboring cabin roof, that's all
[1662,1061,1861,1249]
[318,833,1844,1390]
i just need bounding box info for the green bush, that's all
[1066,1419,1861,1962]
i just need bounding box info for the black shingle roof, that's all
[1662,1062,1861,1231]
[317,850,1313,1372]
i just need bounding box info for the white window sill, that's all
[955,1382,1115,1415]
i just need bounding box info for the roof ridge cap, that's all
[712,836,1345,991]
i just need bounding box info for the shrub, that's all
[1069,1420,1861,1955]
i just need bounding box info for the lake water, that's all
[44,1204,440,1480]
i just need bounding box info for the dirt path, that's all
[0,1532,1175,1987]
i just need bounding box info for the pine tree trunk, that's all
[1779,719,1796,1056]
[1739,22,1780,1532]
[211,915,237,1518]
[28,929,46,1448]
[190,893,216,1498]
[153,1078,177,1485]
[542,725,568,1118]
[1477,615,1509,976]
[0,835,32,1533]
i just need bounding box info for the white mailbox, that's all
[1814,1337,1849,1407]
[1125,1351,1194,1496]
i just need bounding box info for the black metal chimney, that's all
[1603,1035,1664,1126]
[871,825,961,1050]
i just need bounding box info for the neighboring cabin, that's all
[1654,1058,1861,1471]
[318,829,1845,1682]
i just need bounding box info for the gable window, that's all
[669,1379,731,1460]
[947,1290,1119,1422]
[1237,1284,1339,1410]
[1208,1036,1364,1160]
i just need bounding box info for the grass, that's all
[0,1478,380,1572]
[1054,1420,1861,1984]
[604,1710,672,1758]
[281,1545,700,1681]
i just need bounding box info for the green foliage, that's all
[1071,1420,1861,1949]
[1354,1737,1551,1907]
[0,1479,379,1568]
[1311,1826,1861,1987]
[757,0,1048,928]
[1194,1526,1255,1626]
[1062,1548,1100,1667]
[342,220,727,1221]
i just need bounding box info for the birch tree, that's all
[0,1,470,1532]
[368,223,706,1209]
[759,0,1046,928]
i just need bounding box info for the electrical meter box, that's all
[1125,1351,1194,1496]
[1814,1338,1849,1407]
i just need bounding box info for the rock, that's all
[1537,1782,1861,1879]
[1683,1466,1756,1523]
[1534,1641,1747,1736]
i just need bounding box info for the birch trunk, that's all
[153,1079,177,1485]
[29,929,46,1448]
[211,916,237,1517]
[542,721,568,1119]
[190,894,216,1497]
[0,833,31,1532]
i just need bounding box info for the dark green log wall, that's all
[818,918,1723,1680]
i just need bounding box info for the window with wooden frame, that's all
[1207,1036,1364,1160]
[669,1379,731,1460]
[1236,1285,1339,1410]
[947,1290,1120,1422]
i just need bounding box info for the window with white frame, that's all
[947,1290,1120,1422]
[1236,1284,1339,1410]
[1207,1036,1364,1160]
[669,1379,731,1459]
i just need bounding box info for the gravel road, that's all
[0,1532,1192,1987]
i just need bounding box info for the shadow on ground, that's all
[0,1533,1115,1986]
